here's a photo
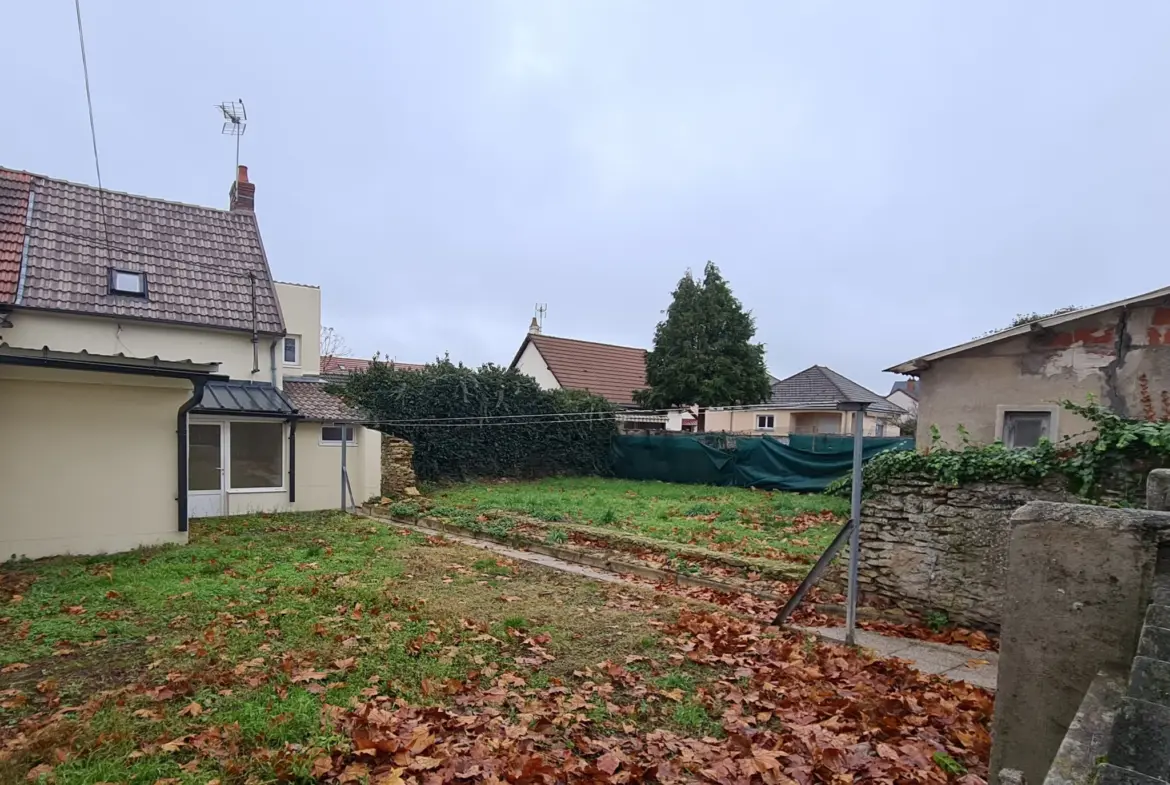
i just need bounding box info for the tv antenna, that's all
[534,303,547,331]
[217,99,248,171]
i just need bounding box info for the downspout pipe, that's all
[177,377,209,533]
[288,418,297,504]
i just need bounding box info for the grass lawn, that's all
[1,512,990,784]
[427,477,850,562]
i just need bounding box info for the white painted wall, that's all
[513,341,560,390]
[886,390,917,415]
[0,365,192,560]
[274,282,321,379]
[2,309,276,384]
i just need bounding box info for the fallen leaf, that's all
[25,764,54,781]
[178,701,203,717]
[292,669,329,683]
[596,752,621,775]
[966,658,991,668]
[1,662,29,674]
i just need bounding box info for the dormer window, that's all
[110,269,146,297]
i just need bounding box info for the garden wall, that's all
[858,476,1077,629]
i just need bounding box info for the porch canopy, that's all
[193,380,297,418]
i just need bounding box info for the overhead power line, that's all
[73,0,113,263]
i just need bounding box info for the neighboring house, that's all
[887,285,1170,449]
[705,366,905,437]
[509,321,695,431]
[887,379,919,415]
[0,164,379,560]
[320,355,424,376]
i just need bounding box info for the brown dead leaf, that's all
[292,669,329,683]
[1,662,30,674]
[596,752,622,775]
[178,701,203,717]
[966,658,991,669]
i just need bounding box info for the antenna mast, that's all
[534,303,547,331]
[217,99,248,174]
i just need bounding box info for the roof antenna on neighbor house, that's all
[530,303,547,335]
[217,99,248,174]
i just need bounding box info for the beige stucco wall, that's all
[704,408,895,437]
[0,365,192,560]
[2,309,277,384]
[274,282,321,379]
[513,341,559,390]
[886,390,917,415]
[292,423,381,511]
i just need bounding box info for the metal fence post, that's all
[837,401,869,646]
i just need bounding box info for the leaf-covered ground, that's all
[1,512,992,784]
[426,478,849,563]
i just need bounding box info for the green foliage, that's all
[932,752,967,776]
[978,305,1083,337]
[335,358,617,482]
[388,500,420,518]
[544,528,568,545]
[828,398,1170,502]
[636,262,771,408]
[924,611,950,633]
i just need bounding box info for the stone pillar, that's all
[989,501,1170,785]
[1148,469,1170,512]
[380,437,417,498]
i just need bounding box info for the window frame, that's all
[283,335,301,367]
[226,419,286,493]
[756,414,775,431]
[320,424,358,446]
[109,268,147,297]
[995,404,1059,449]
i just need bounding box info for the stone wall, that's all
[380,437,417,498]
[859,476,1076,629]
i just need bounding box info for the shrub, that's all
[335,358,617,482]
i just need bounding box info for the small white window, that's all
[283,336,300,366]
[875,422,887,437]
[110,269,146,296]
[1003,411,1051,449]
[321,425,357,445]
[756,414,775,430]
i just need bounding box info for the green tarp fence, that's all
[611,433,914,492]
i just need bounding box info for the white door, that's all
[189,422,225,518]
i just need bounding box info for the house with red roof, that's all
[508,319,696,431]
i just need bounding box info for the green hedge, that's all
[334,359,617,482]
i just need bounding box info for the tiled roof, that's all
[0,166,283,333]
[320,356,425,375]
[283,378,365,422]
[769,366,902,414]
[514,334,648,406]
[194,381,296,416]
[0,169,31,303]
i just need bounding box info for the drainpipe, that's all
[288,418,297,504]
[177,377,209,533]
[270,338,280,385]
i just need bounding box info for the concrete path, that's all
[800,625,999,690]
[361,512,998,690]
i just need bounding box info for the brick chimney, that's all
[229,165,255,211]
[528,316,542,335]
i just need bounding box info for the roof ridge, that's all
[2,165,238,216]
[812,365,851,400]
[534,333,647,353]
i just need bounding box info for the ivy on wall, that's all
[827,397,1170,504]
[334,359,617,482]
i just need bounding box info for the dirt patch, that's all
[0,638,150,697]
[388,538,683,675]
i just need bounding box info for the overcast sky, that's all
[4,2,1169,393]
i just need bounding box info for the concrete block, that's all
[1108,697,1170,779]
[1147,469,1170,512]
[1130,657,1170,709]
[1139,626,1170,662]
[1096,764,1170,785]
[990,501,1170,785]
[1148,603,1170,630]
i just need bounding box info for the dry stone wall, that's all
[380,437,417,498]
[859,476,1076,629]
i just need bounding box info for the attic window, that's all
[110,269,146,297]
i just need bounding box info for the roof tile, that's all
[0,169,31,303]
[523,334,648,406]
[283,378,365,421]
[2,166,283,332]
[769,366,902,414]
[320,356,424,375]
